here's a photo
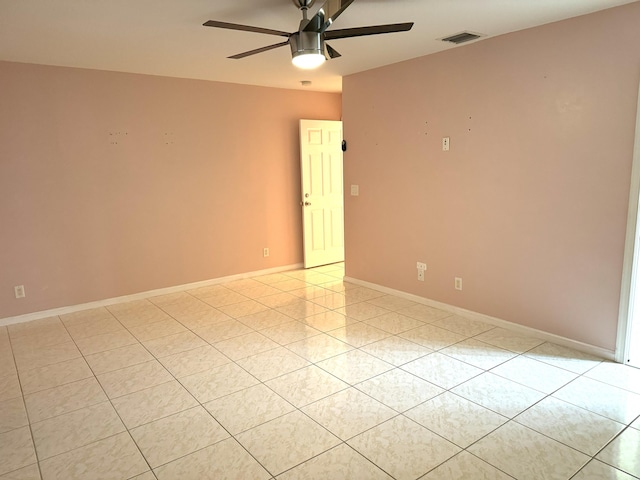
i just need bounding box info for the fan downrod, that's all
[292,0,316,10]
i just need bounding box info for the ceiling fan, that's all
[203,0,414,69]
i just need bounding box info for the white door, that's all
[299,119,345,268]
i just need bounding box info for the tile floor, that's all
[1,262,639,479]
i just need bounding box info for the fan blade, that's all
[303,0,355,33]
[325,43,341,59]
[228,41,290,59]
[203,20,291,37]
[325,22,414,40]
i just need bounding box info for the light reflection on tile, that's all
[299,311,355,331]
[573,459,637,480]
[326,323,391,348]
[491,355,577,394]
[260,321,322,345]
[363,312,425,334]
[553,376,640,424]
[360,336,432,366]
[596,427,640,477]
[276,300,328,320]
[336,302,389,321]
[585,362,640,395]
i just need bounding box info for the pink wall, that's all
[0,62,341,318]
[342,3,640,350]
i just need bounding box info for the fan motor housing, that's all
[290,31,324,58]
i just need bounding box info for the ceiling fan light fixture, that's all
[290,31,325,69]
[292,53,326,69]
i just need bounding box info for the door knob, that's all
[304,202,311,206]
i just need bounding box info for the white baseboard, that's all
[0,263,303,327]
[344,276,616,361]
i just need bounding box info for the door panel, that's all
[300,119,344,268]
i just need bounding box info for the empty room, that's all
[1,0,640,479]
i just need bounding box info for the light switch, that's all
[350,185,359,196]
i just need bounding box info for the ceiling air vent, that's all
[440,31,484,44]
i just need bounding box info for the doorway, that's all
[617,80,640,368]
[299,119,345,268]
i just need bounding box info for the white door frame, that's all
[616,79,640,365]
[299,119,345,268]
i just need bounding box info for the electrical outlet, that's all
[455,277,463,291]
[14,285,25,299]
[263,248,269,257]
[416,262,427,270]
[418,269,425,281]
[442,137,450,151]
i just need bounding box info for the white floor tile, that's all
[5,264,626,480]
[347,416,460,480]
[468,422,589,480]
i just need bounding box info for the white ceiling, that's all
[1,0,637,92]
